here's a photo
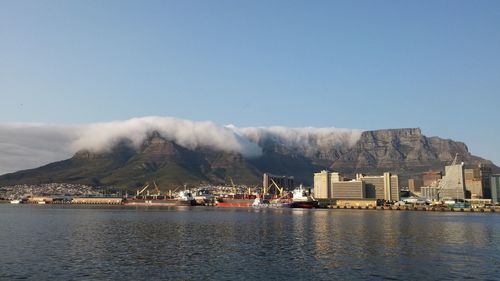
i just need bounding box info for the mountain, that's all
[0,128,497,189]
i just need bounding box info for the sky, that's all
[0,0,499,168]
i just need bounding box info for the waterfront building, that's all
[465,164,492,199]
[313,171,399,202]
[421,163,467,201]
[357,173,400,201]
[465,168,481,198]
[313,170,331,199]
[491,174,500,204]
[438,163,466,200]
[331,180,365,199]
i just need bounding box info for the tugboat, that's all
[176,190,197,206]
[291,185,318,208]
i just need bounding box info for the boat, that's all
[10,199,21,204]
[176,190,197,206]
[291,185,318,208]
[252,197,293,209]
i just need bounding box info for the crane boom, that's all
[270,179,284,197]
[136,183,150,196]
[153,181,161,195]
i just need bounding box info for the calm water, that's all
[0,205,499,280]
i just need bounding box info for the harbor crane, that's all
[168,185,182,198]
[262,178,285,197]
[136,183,150,196]
[152,181,161,196]
[226,176,237,194]
[136,180,162,197]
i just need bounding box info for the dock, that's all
[326,205,498,213]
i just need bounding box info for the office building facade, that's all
[314,171,399,201]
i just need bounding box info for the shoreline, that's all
[2,202,499,214]
[326,205,498,213]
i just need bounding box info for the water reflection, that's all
[0,205,499,280]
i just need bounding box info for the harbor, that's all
[3,194,500,214]
[2,159,500,212]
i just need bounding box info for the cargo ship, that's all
[123,192,197,206]
[124,181,196,206]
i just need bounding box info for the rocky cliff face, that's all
[0,128,496,188]
[330,128,492,177]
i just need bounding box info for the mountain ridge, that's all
[0,128,497,189]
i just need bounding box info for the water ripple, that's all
[0,205,499,280]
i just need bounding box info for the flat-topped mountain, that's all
[0,128,496,189]
[330,128,491,174]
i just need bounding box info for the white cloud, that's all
[0,116,362,175]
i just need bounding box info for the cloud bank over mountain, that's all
[0,116,362,175]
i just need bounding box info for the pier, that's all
[327,205,498,213]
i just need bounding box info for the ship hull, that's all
[176,199,197,206]
[291,201,318,209]
[216,198,253,208]
[123,199,178,206]
[252,203,293,209]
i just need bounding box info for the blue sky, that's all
[0,0,499,164]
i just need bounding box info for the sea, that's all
[0,204,499,280]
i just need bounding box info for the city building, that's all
[491,174,500,204]
[313,170,330,199]
[357,173,400,201]
[313,171,399,202]
[408,178,423,194]
[438,163,466,200]
[421,163,466,201]
[331,180,365,199]
[465,164,492,199]
[422,171,442,187]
